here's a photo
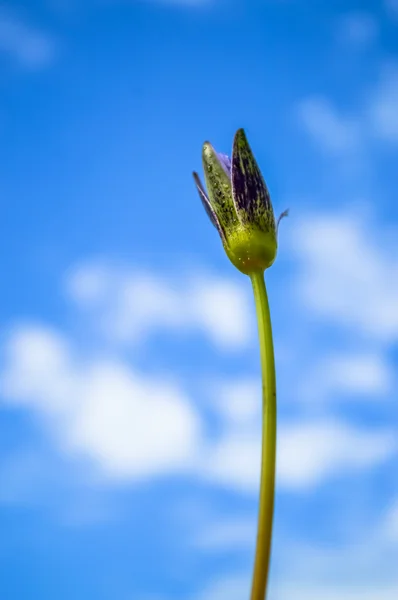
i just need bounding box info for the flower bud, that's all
[193,129,287,275]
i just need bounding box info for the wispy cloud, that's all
[367,64,398,142]
[299,352,394,405]
[2,253,395,492]
[191,503,398,599]
[292,211,398,342]
[194,574,250,600]
[1,324,201,480]
[336,11,378,47]
[194,516,256,550]
[191,572,398,600]
[7,317,385,492]
[273,586,398,600]
[0,8,56,69]
[155,0,212,4]
[201,417,395,491]
[385,0,398,19]
[277,420,395,489]
[0,264,254,486]
[297,97,360,154]
[212,378,260,425]
[66,262,254,350]
[383,499,398,542]
[298,62,398,153]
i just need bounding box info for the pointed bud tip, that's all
[234,128,247,143]
[202,141,213,155]
[202,142,220,167]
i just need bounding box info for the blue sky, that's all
[1,0,398,598]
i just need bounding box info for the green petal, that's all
[202,142,237,233]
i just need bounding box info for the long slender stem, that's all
[249,270,277,600]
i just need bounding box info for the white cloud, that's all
[194,574,250,600]
[2,256,396,493]
[1,324,74,413]
[191,276,253,349]
[202,431,261,491]
[1,272,261,489]
[337,12,378,47]
[194,517,256,550]
[4,323,394,492]
[69,361,200,478]
[66,262,253,350]
[0,9,55,68]
[192,573,398,600]
[66,262,109,304]
[156,0,211,4]
[297,59,398,174]
[213,379,260,425]
[383,499,398,542]
[273,586,398,600]
[301,352,394,403]
[48,0,211,14]
[1,324,201,481]
[200,417,395,491]
[190,507,398,600]
[322,353,393,396]
[277,421,395,490]
[368,65,398,142]
[297,97,360,153]
[293,211,398,342]
[299,63,398,152]
[385,0,398,19]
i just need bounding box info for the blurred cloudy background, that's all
[1,0,398,598]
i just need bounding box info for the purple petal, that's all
[216,152,232,178]
[193,171,226,240]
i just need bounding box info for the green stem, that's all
[249,270,277,600]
